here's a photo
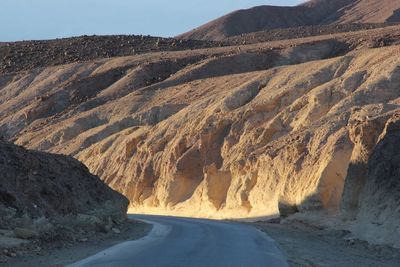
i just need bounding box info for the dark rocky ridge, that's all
[2,24,398,77]
[0,35,222,74]
[227,23,397,45]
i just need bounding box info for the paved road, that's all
[68,215,289,267]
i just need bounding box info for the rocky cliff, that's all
[342,114,400,247]
[1,25,400,247]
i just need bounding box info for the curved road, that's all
[68,215,289,267]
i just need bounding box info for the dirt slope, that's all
[1,25,400,248]
[0,140,129,264]
[178,0,400,40]
[0,141,128,224]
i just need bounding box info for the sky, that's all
[0,0,302,42]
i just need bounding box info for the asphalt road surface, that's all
[68,214,289,267]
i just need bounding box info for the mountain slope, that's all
[331,0,400,24]
[178,0,400,41]
[1,26,400,247]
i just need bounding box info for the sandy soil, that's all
[0,219,151,267]
[254,220,400,267]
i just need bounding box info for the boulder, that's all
[112,228,121,234]
[0,237,28,249]
[13,228,39,239]
[76,214,102,227]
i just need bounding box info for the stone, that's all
[0,230,14,238]
[13,228,39,239]
[112,228,121,234]
[0,237,28,249]
[76,214,102,227]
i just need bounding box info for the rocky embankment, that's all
[0,141,128,261]
[1,24,400,248]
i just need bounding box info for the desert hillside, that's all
[0,140,128,261]
[0,141,128,222]
[1,22,400,249]
[178,0,400,40]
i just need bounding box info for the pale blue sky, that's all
[1,0,302,41]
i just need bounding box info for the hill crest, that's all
[178,0,400,40]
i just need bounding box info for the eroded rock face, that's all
[79,45,400,221]
[1,30,400,246]
[346,114,400,248]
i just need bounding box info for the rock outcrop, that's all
[344,114,400,248]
